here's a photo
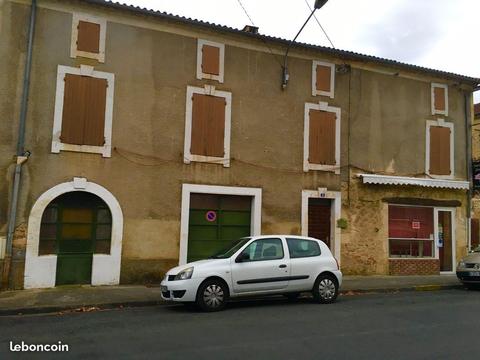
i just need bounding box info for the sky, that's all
[121,0,479,100]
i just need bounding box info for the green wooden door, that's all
[55,207,94,285]
[187,194,252,262]
[38,192,112,286]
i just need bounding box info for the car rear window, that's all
[286,238,321,258]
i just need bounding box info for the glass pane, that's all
[190,194,219,210]
[97,208,112,223]
[41,207,58,223]
[388,206,434,239]
[287,238,321,258]
[96,224,112,239]
[61,224,92,239]
[39,239,56,255]
[389,239,433,257]
[95,239,111,254]
[221,195,251,211]
[40,224,57,239]
[62,208,93,223]
[241,238,284,261]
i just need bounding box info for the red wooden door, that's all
[308,198,331,248]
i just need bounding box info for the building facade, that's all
[0,0,478,289]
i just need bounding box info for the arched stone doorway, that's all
[24,178,123,289]
[39,192,112,285]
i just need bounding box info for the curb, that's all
[0,300,166,317]
[0,284,464,316]
[340,284,463,295]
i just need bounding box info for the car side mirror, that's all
[236,252,250,263]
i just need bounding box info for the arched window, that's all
[39,192,112,256]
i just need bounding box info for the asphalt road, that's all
[1,289,480,360]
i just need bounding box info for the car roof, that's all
[250,235,320,241]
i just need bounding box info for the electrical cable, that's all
[235,0,284,68]
[303,0,336,49]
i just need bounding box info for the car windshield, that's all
[209,238,251,259]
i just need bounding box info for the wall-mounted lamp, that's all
[281,0,329,90]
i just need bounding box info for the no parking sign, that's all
[205,210,217,222]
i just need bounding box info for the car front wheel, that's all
[196,279,228,312]
[313,274,339,304]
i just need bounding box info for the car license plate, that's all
[470,271,480,276]
[160,285,168,292]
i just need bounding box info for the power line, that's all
[236,0,255,26]
[303,0,336,49]
[235,0,284,68]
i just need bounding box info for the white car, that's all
[160,235,342,311]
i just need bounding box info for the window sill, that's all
[184,154,230,167]
[52,140,111,158]
[303,163,340,174]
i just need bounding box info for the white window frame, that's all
[196,39,225,83]
[434,207,457,274]
[52,65,115,158]
[312,60,335,98]
[303,101,341,174]
[431,83,448,116]
[425,118,454,179]
[184,85,232,167]
[179,184,262,265]
[70,13,107,63]
[301,189,342,264]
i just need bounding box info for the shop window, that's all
[184,85,232,166]
[197,39,225,83]
[426,120,454,178]
[304,102,340,173]
[71,13,106,63]
[312,60,335,98]
[52,65,115,157]
[388,205,434,258]
[431,83,448,116]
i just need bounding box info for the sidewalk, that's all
[0,275,462,316]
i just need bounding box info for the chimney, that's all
[242,25,259,34]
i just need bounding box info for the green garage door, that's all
[188,194,252,262]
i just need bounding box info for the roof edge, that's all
[80,0,480,85]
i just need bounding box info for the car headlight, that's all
[458,261,465,268]
[174,267,194,280]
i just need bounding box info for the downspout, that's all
[465,88,475,251]
[2,0,36,289]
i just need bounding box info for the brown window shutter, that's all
[61,74,86,145]
[190,94,225,157]
[191,93,207,156]
[206,96,225,157]
[201,45,220,75]
[77,20,101,53]
[429,126,451,175]
[83,77,107,146]
[471,219,480,249]
[308,109,336,165]
[433,86,446,111]
[316,65,331,93]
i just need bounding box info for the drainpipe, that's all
[465,89,474,251]
[2,0,36,289]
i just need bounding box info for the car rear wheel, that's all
[196,279,228,312]
[313,274,339,304]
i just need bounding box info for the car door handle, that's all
[279,264,287,268]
